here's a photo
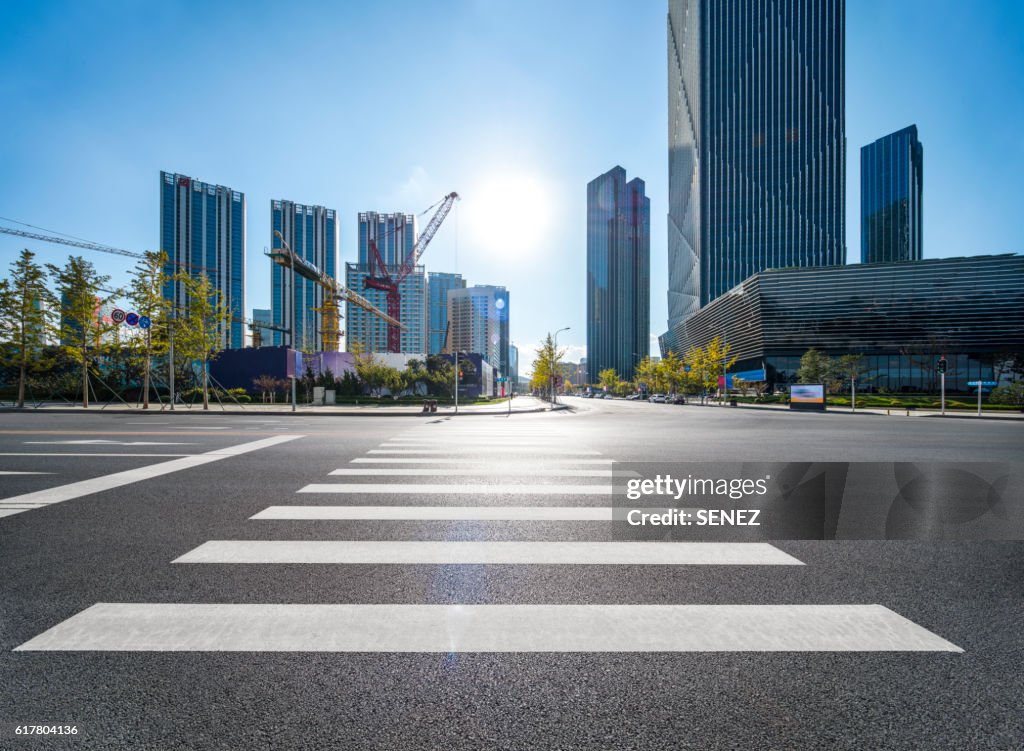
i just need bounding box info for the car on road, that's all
[625,394,640,400]
[649,394,666,403]
[669,395,687,405]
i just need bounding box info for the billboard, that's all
[790,384,826,411]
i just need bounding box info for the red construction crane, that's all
[363,192,459,352]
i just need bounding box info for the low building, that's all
[658,255,1024,392]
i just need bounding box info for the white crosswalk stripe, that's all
[15,419,964,654]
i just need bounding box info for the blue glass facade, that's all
[665,0,846,339]
[159,171,246,349]
[357,212,415,268]
[861,125,923,264]
[447,285,510,377]
[427,271,465,354]
[270,200,337,350]
[587,166,650,383]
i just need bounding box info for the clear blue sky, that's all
[1,1,1021,367]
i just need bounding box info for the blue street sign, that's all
[125,312,140,326]
[967,380,997,387]
[138,316,151,329]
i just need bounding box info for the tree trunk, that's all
[82,357,89,409]
[142,358,151,409]
[202,362,209,410]
[17,362,26,409]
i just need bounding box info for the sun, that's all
[463,172,555,256]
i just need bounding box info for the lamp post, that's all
[551,327,570,407]
[274,230,298,413]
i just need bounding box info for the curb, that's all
[0,406,550,418]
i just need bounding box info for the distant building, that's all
[160,171,246,349]
[427,271,466,354]
[251,308,272,348]
[587,166,650,383]
[861,125,923,264]
[345,263,426,353]
[358,211,415,266]
[447,285,510,378]
[509,344,519,388]
[663,0,846,345]
[270,200,337,350]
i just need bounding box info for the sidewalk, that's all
[0,397,552,417]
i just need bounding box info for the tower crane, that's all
[364,191,459,353]
[266,230,402,352]
[0,222,277,345]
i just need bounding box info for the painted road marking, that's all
[173,541,803,565]
[327,468,618,477]
[297,483,613,495]
[367,448,601,455]
[0,435,304,517]
[15,603,961,653]
[252,506,618,520]
[350,458,614,464]
[0,471,53,475]
[25,440,191,446]
[0,453,194,457]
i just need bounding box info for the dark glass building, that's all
[665,0,846,338]
[861,125,923,264]
[587,166,650,383]
[270,200,337,350]
[660,255,1024,392]
[160,171,246,349]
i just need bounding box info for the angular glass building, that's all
[664,0,846,348]
[861,125,923,264]
[447,285,510,378]
[270,200,337,350]
[427,271,466,354]
[160,171,246,349]
[661,255,1024,392]
[587,166,650,383]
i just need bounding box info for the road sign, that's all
[125,312,140,326]
[111,308,126,323]
[138,316,151,329]
[967,381,997,387]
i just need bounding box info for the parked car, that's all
[669,395,687,405]
[649,394,666,403]
[625,394,640,400]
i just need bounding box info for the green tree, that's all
[834,353,867,402]
[797,348,833,385]
[47,256,119,408]
[658,351,686,395]
[354,352,401,397]
[704,336,738,398]
[598,367,620,394]
[423,354,455,397]
[530,333,566,398]
[172,271,231,410]
[126,251,171,409]
[0,250,57,408]
[990,381,1024,407]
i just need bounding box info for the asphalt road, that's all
[0,402,1021,750]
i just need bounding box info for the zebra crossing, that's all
[15,417,963,653]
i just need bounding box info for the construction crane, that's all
[364,191,459,352]
[266,230,402,353]
[0,221,271,347]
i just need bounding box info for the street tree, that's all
[172,271,231,410]
[598,367,620,394]
[47,255,119,408]
[658,351,686,394]
[530,333,566,398]
[796,348,833,385]
[126,251,171,409]
[834,354,867,403]
[0,249,57,407]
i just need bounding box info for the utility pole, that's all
[168,313,175,411]
[454,351,459,414]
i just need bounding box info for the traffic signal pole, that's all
[938,356,947,416]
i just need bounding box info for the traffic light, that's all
[937,358,947,374]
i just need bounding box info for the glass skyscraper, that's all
[663,0,846,352]
[861,125,923,264]
[427,271,466,354]
[160,171,246,349]
[587,166,650,383]
[270,200,337,350]
[447,285,510,377]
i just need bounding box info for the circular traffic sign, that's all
[125,312,140,326]
[111,308,126,323]
[138,316,151,329]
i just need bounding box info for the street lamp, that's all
[274,230,298,413]
[552,327,570,407]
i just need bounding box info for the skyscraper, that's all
[861,125,923,264]
[346,211,425,353]
[427,271,466,354]
[160,171,246,349]
[662,0,846,352]
[447,285,510,377]
[587,166,650,383]
[270,200,337,350]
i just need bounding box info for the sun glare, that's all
[463,172,555,256]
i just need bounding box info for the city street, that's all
[1,402,1022,749]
